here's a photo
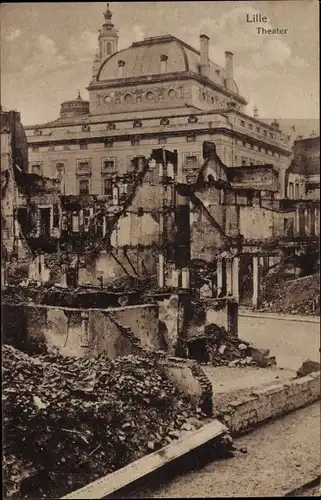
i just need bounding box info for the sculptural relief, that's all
[96,84,184,107]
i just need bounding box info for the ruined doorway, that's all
[239,255,253,306]
[187,337,209,363]
[39,208,51,238]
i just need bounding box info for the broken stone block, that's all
[180,422,194,432]
[228,359,239,367]
[248,346,271,367]
[238,343,248,351]
[147,441,155,450]
[296,359,321,378]
[218,344,227,355]
[168,430,180,439]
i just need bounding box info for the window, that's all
[186,135,196,142]
[53,204,60,228]
[80,143,88,150]
[295,183,300,199]
[270,133,274,139]
[248,124,253,130]
[240,120,245,127]
[107,42,112,55]
[31,163,41,175]
[256,127,260,133]
[103,177,113,196]
[131,138,140,146]
[264,130,267,137]
[104,139,114,148]
[78,161,90,172]
[102,160,115,173]
[48,146,55,152]
[32,146,39,152]
[79,179,89,195]
[185,155,197,165]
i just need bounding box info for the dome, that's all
[59,92,89,119]
[96,35,241,97]
[97,36,190,81]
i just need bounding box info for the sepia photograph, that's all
[1,1,320,498]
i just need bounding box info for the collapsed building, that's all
[1,4,319,360]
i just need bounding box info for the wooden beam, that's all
[61,420,227,499]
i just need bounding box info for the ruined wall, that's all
[79,248,157,286]
[239,206,274,240]
[3,303,161,358]
[190,188,227,261]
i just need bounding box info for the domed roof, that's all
[60,91,89,119]
[96,34,239,95]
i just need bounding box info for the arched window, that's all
[107,42,112,55]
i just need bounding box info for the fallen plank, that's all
[61,419,227,499]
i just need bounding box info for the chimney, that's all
[200,34,210,78]
[225,51,234,89]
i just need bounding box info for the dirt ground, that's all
[201,365,296,416]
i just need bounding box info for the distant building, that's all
[25,3,292,198]
[285,136,320,200]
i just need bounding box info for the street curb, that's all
[239,311,320,324]
[216,371,321,436]
[61,372,320,499]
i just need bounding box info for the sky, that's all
[1,1,319,126]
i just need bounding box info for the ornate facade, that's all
[25,4,292,198]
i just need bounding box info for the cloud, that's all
[183,5,301,71]
[68,30,97,62]
[23,34,67,75]
[119,24,146,50]
[133,24,145,42]
[292,56,308,69]
[2,28,21,42]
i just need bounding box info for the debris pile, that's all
[3,345,204,499]
[188,324,276,368]
[296,359,321,378]
[260,273,320,316]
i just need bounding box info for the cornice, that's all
[28,126,292,156]
[87,71,247,105]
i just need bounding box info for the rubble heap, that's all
[3,345,203,499]
[261,273,320,316]
[188,324,276,368]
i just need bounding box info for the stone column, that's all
[295,206,300,236]
[252,256,259,309]
[226,259,233,295]
[61,264,68,288]
[304,208,309,236]
[40,253,46,283]
[158,254,165,288]
[172,269,179,287]
[217,258,223,297]
[232,257,239,302]
[181,268,190,289]
[315,207,319,236]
